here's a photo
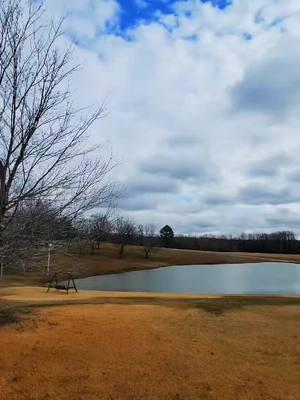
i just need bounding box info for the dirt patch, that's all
[0,299,299,400]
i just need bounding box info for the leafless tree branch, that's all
[0,0,115,236]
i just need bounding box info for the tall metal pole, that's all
[47,243,52,274]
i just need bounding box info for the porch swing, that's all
[47,272,78,294]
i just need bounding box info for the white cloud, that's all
[42,0,300,235]
[134,0,149,9]
[44,0,120,41]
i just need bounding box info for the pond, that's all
[74,263,300,295]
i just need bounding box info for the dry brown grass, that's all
[0,298,299,400]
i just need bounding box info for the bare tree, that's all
[141,224,156,259]
[114,217,136,258]
[91,213,113,250]
[72,218,90,256]
[0,199,76,275]
[0,0,114,239]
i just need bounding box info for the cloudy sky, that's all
[42,0,300,235]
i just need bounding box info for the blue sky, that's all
[117,0,231,30]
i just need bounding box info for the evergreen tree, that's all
[160,225,174,248]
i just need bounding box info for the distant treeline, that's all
[2,198,299,276]
[108,227,300,255]
[167,231,300,254]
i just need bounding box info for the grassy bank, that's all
[1,243,300,287]
[43,242,300,278]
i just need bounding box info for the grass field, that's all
[0,288,299,400]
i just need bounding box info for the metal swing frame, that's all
[47,272,78,294]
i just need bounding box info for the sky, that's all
[41,0,300,235]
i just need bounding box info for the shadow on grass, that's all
[188,297,300,315]
[23,296,300,315]
[0,305,32,326]
[1,297,299,326]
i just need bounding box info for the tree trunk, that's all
[90,242,95,255]
[144,248,150,259]
[119,243,125,258]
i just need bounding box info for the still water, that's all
[75,263,300,295]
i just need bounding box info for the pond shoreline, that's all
[1,286,300,306]
[72,263,300,296]
[48,247,300,283]
[72,259,300,280]
[2,245,300,289]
